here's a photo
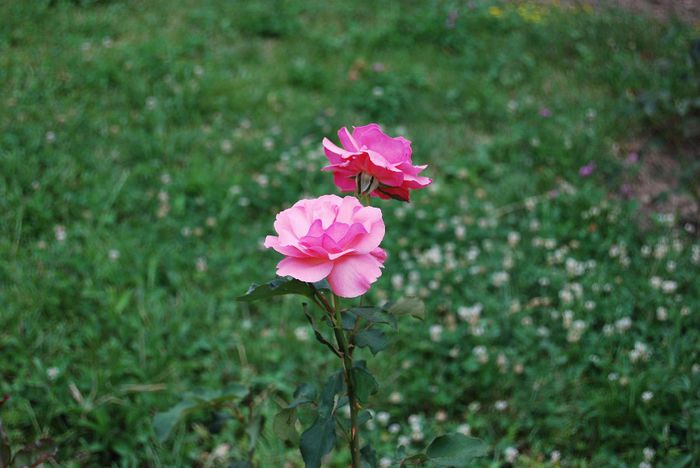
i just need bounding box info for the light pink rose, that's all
[264,195,387,298]
[322,123,432,202]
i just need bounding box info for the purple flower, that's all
[539,107,552,118]
[579,162,596,177]
[626,152,639,164]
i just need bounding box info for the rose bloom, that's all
[264,195,386,298]
[322,123,431,202]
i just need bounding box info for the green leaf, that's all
[236,277,315,302]
[351,367,378,403]
[386,297,425,320]
[273,408,298,443]
[288,383,317,409]
[344,307,398,330]
[300,416,336,468]
[319,372,344,417]
[425,433,488,466]
[355,329,388,355]
[361,443,378,468]
[245,414,265,453]
[356,409,373,427]
[153,401,195,442]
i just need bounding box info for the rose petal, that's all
[327,253,384,298]
[276,256,333,282]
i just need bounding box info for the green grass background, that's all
[1,0,699,466]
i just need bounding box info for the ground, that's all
[1,0,699,466]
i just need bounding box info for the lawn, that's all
[1,0,699,466]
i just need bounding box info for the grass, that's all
[1,0,699,466]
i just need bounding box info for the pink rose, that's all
[322,123,432,202]
[264,195,387,298]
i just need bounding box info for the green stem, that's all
[312,292,361,465]
[326,294,361,468]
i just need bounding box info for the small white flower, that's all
[108,249,120,261]
[379,457,393,468]
[47,367,60,381]
[643,447,655,461]
[661,281,677,294]
[54,225,67,242]
[608,372,619,382]
[376,412,390,426]
[615,317,632,332]
[429,324,443,342]
[397,435,410,446]
[504,446,519,463]
[389,392,402,404]
[642,391,653,402]
[550,450,561,463]
[293,326,309,342]
[639,462,651,468]
[507,231,521,246]
[473,346,488,364]
[491,271,510,287]
[656,307,668,321]
[435,410,448,422]
[388,423,400,434]
[495,400,508,411]
[195,257,208,272]
[456,423,471,436]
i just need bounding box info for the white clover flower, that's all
[411,430,424,442]
[473,346,489,364]
[639,462,651,468]
[293,326,309,342]
[379,457,392,468]
[108,249,120,261]
[507,231,521,246]
[584,300,595,311]
[615,317,632,332]
[389,392,403,404]
[642,391,653,402]
[435,410,448,422]
[491,271,510,287]
[388,423,400,434]
[391,274,404,289]
[397,435,410,446]
[643,447,655,461]
[429,324,443,342]
[458,303,483,323]
[656,307,668,321]
[603,324,614,336]
[608,372,619,381]
[54,225,67,242]
[456,424,471,436]
[195,257,208,272]
[495,400,508,411]
[563,310,574,329]
[550,450,561,463]
[661,281,677,294]
[504,446,519,463]
[47,367,60,381]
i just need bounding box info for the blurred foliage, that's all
[0,0,699,466]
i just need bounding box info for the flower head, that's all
[322,124,431,202]
[264,195,386,297]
